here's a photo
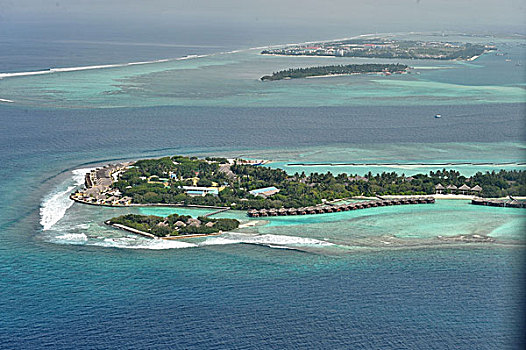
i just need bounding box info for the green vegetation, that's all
[109,213,239,237]
[110,155,526,210]
[260,64,408,81]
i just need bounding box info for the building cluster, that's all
[434,184,482,195]
[71,164,132,206]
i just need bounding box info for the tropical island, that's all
[260,64,409,81]
[71,155,526,213]
[107,213,239,239]
[261,38,495,60]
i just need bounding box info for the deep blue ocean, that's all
[0,26,525,349]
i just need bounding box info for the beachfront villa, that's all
[458,184,471,195]
[446,184,458,193]
[435,183,483,196]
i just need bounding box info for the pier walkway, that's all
[471,198,525,208]
[247,197,435,217]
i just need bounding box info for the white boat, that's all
[434,114,442,118]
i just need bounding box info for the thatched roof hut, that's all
[471,185,482,192]
[458,184,471,194]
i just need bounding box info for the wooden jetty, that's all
[471,198,525,209]
[202,207,231,218]
[247,197,435,217]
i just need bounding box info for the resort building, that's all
[470,185,483,196]
[181,186,219,197]
[435,183,445,194]
[249,186,280,198]
[458,184,471,195]
[446,184,457,194]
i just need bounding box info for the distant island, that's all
[261,38,495,60]
[260,63,409,81]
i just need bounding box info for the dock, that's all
[202,207,231,218]
[247,197,435,217]
[471,198,525,208]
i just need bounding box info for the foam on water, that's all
[200,232,334,248]
[40,168,93,231]
[92,237,197,250]
[0,59,174,79]
[54,233,88,242]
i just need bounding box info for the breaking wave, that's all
[40,168,93,231]
[92,237,197,250]
[0,59,172,79]
[199,232,334,248]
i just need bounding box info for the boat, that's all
[434,114,442,118]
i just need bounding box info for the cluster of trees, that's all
[111,156,525,210]
[261,64,408,81]
[470,170,526,198]
[113,156,231,204]
[109,213,239,237]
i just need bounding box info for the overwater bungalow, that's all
[278,208,288,216]
[287,208,298,215]
[471,198,485,206]
[314,207,324,214]
[259,209,269,217]
[507,199,522,208]
[307,207,317,215]
[268,208,278,216]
